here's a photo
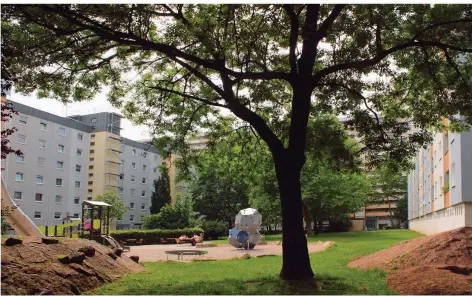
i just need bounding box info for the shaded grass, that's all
[93,230,422,295]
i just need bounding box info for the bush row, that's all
[110,227,204,245]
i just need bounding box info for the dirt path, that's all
[126,242,328,262]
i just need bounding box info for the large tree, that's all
[150,166,171,214]
[3,4,472,280]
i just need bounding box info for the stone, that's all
[195,243,217,248]
[114,248,123,257]
[107,251,117,260]
[130,255,139,263]
[41,237,59,244]
[4,237,23,246]
[58,252,86,264]
[78,246,95,257]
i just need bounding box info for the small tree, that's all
[143,195,194,229]
[150,166,171,214]
[393,197,408,226]
[94,191,128,221]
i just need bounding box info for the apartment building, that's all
[349,198,401,231]
[2,99,162,229]
[408,118,472,234]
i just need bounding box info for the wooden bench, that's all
[164,249,208,260]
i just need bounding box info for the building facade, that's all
[2,99,162,228]
[408,119,472,234]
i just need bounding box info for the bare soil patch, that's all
[349,227,472,295]
[1,236,143,295]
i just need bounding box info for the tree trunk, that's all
[274,158,314,281]
[302,202,314,236]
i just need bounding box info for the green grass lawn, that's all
[93,230,422,295]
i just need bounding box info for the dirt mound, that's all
[1,237,143,295]
[349,227,472,295]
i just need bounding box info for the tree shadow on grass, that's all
[94,274,356,295]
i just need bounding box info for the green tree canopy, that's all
[150,166,171,214]
[3,4,472,279]
[94,190,128,220]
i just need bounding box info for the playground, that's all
[126,241,330,262]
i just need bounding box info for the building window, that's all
[88,173,93,177]
[38,157,45,166]
[13,191,22,200]
[131,175,135,182]
[19,115,27,125]
[451,163,456,187]
[119,187,123,194]
[75,181,81,189]
[76,165,82,172]
[40,122,47,131]
[35,193,43,202]
[154,167,157,173]
[132,149,136,156]
[57,161,64,169]
[131,189,135,196]
[141,190,146,197]
[120,160,124,166]
[56,178,63,187]
[91,118,97,124]
[36,175,44,184]
[91,134,95,138]
[16,155,25,163]
[54,212,61,220]
[78,133,83,140]
[88,189,93,193]
[77,148,82,156]
[132,162,136,169]
[73,213,80,218]
[88,181,93,185]
[59,127,66,136]
[34,212,42,219]
[130,202,135,209]
[87,196,92,200]
[141,203,146,210]
[55,195,62,203]
[143,165,147,171]
[89,149,94,154]
[142,178,146,184]
[130,215,134,221]
[58,144,65,153]
[74,197,80,205]
[143,152,147,158]
[89,157,94,161]
[17,134,26,144]
[38,139,46,149]
[90,142,95,146]
[15,172,24,182]
[119,173,124,180]
[89,165,94,169]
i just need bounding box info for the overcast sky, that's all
[10,91,151,141]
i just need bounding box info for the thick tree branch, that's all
[147,85,228,109]
[314,5,346,45]
[282,4,299,75]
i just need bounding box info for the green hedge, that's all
[110,227,204,245]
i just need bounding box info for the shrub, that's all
[201,220,227,240]
[110,227,203,245]
[143,198,194,229]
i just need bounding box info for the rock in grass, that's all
[130,255,139,263]
[4,237,22,246]
[41,237,59,244]
[114,248,123,257]
[58,252,86,264]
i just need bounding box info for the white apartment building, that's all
[2,99,162,229]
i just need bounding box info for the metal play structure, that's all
[228,208,262,249]
[80,200,111,243]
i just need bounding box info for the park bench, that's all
[164,249,208,260]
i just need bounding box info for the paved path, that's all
[125,242,328,262]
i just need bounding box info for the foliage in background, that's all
[111,227,203,245]
[150,166,171,214]
[143,195,195,229]
[201,220,227,240]
[94,191,128,220]
[393,197,408,225]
